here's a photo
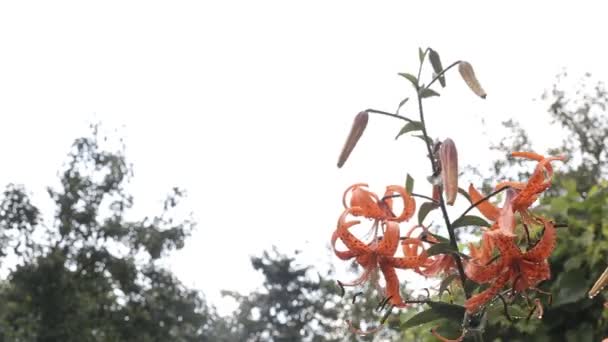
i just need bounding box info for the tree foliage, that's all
[0,126,213,341]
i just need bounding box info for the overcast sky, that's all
[0,1,606,313]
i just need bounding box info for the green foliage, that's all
[0,126,211,341]
[225,248,345,342]
[476,74,608,340]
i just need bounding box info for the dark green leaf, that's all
[427,242,456,256]
[439,274,459,296]
[451,215,490,229]
[413,134,434,146]
[457,187,472,204]
[406,174,414,194]
[429,232,450,244]
[427,302,466,322]
[428,48,446,87]
[398,73,418,88]
[401,308,442,330]
[396,97,409,114]
[401,302,465,330]
[420,87,440,98]
[418,202,439,224]
[395,121,424,139]
[554,269,589,306]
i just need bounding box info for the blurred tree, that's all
[223,248,404,342]
[0,126,215,341]
[223,248,344,341]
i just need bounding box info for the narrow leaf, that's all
[405,174,414,194]
[439,274,458,296]
[401,308,441,330]
[418,202,439,224]
[396,97,409,114]
[451,215,491,229]
[429,232,450,244]
[398,73,418,88]
[458,187,472,204]
[401,302,465,330]
[420,88,440,98]
[426,242,456,256]
[395,121,424,140]
[427,302,466,322]
[413,134,434,146]
[428,48,446,87]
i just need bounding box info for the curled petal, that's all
[465,269,511,313]
[465,258,503,284]
[384,185,416,222]
[523,219,556,262]
[377,222,400,257]
[337,111,369,168]
[334,209,373,256]
[496,188,517,237]
[383,252,428,270]
[516,260,550,292]
[431,326,465,342]
[380,262,406,307]
[468,184,500,221]
[490,232,523,261]
[511,156,565,211]
[343,184,386,219]
[494,181,526,191]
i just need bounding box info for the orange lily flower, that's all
[342,183,416,222]
[494,152,564,230]
[331,207,427,307]
[404,225,457,277]
[464,218,556,313]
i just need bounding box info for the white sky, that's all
[0,1,606,313]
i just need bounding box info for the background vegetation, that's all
[0,74,606,341]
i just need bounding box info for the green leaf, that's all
[427,302,466,322]
[401,308,441,330]
[457,187,472,204]
[554,268,589,306]
[451,215,490,229]
[396,97,409,114]
[439,274,458,296]
[418,47,425,63]
[420,87,440,98]
[398,73,418,87]
[395,121,424,140]
[405,174,414,194]
[418,201,439,224]
[426,242,457,256]
[428,48,446,87]
[429,232,450,244]
[413,134,434,146]
[401,302,465,330]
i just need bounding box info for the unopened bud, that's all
[337,112,368,168]
[458,61,486,99]
[439,138,458,205]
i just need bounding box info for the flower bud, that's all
[337,112,368,168]
[458,61,486,99]
[439,138,458,205]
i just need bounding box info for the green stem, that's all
[424,60,462,90]
[415,59,471,299]
[365,109,415,123]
